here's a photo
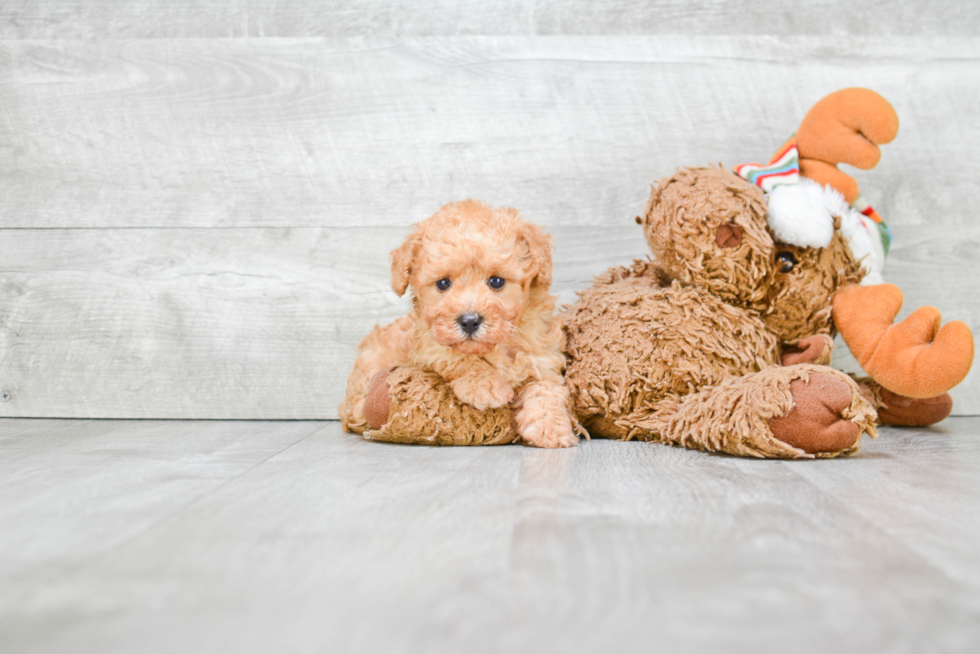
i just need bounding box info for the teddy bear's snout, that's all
[716,224,743,249]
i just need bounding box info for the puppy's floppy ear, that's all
[390,228,422,297]
[518,220,553,289]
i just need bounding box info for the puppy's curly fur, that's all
[339,200,578,448]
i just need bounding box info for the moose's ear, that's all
[518,220,554,289]
[390,229,422,297]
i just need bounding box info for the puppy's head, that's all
[390,200,553,355]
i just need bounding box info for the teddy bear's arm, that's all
[361,366,519,446]
[361,367,584,448]
[781,334,834,366]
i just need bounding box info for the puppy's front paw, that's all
[518,414,578,449]
[450,373,515,410]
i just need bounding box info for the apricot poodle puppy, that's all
[339,200,578,448]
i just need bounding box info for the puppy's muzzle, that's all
[457,312,484,337]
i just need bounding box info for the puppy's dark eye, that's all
[436,278,452,291]
[487,276,505,290]
[776,251,797,274]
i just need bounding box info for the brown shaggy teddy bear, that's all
[561,88,974,458]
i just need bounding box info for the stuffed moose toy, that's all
[344,88,975,458]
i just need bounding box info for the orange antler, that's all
[833,284,975,399]
[796,88,899,203]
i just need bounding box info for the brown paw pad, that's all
[768,372,861,454]
[363,369,392,430]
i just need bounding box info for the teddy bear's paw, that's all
[877,388,952,427]
[782,334,834,366]
[517,413,578,449]
[450,373,515,410]
[768,372,862,454]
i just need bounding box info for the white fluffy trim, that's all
[765,181,835,248]
[840,207,886,286]
[766,179,886,285]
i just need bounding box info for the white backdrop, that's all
[0,2,977,418]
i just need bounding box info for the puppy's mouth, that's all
[453,339,494,355]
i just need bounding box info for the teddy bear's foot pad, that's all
[768,372,861,454]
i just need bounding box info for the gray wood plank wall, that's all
[1,3,977,418]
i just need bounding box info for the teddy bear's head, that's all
[640,165,864,343]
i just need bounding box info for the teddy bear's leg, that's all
[853,377,953,427]
[633,364,877,459]
[513,379,580,449]
[338,315,415,434]
[357,366,520,446]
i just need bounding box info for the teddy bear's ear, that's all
[389,228,422,297]
[519,220,554,289]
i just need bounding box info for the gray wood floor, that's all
[2,417,979,653]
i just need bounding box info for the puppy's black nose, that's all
[457,312,484,336]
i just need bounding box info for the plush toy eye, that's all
[776,252,797,273]
[487,276,505,290]
[436,278,452,291]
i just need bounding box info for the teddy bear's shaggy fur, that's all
[339,199,578,448]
